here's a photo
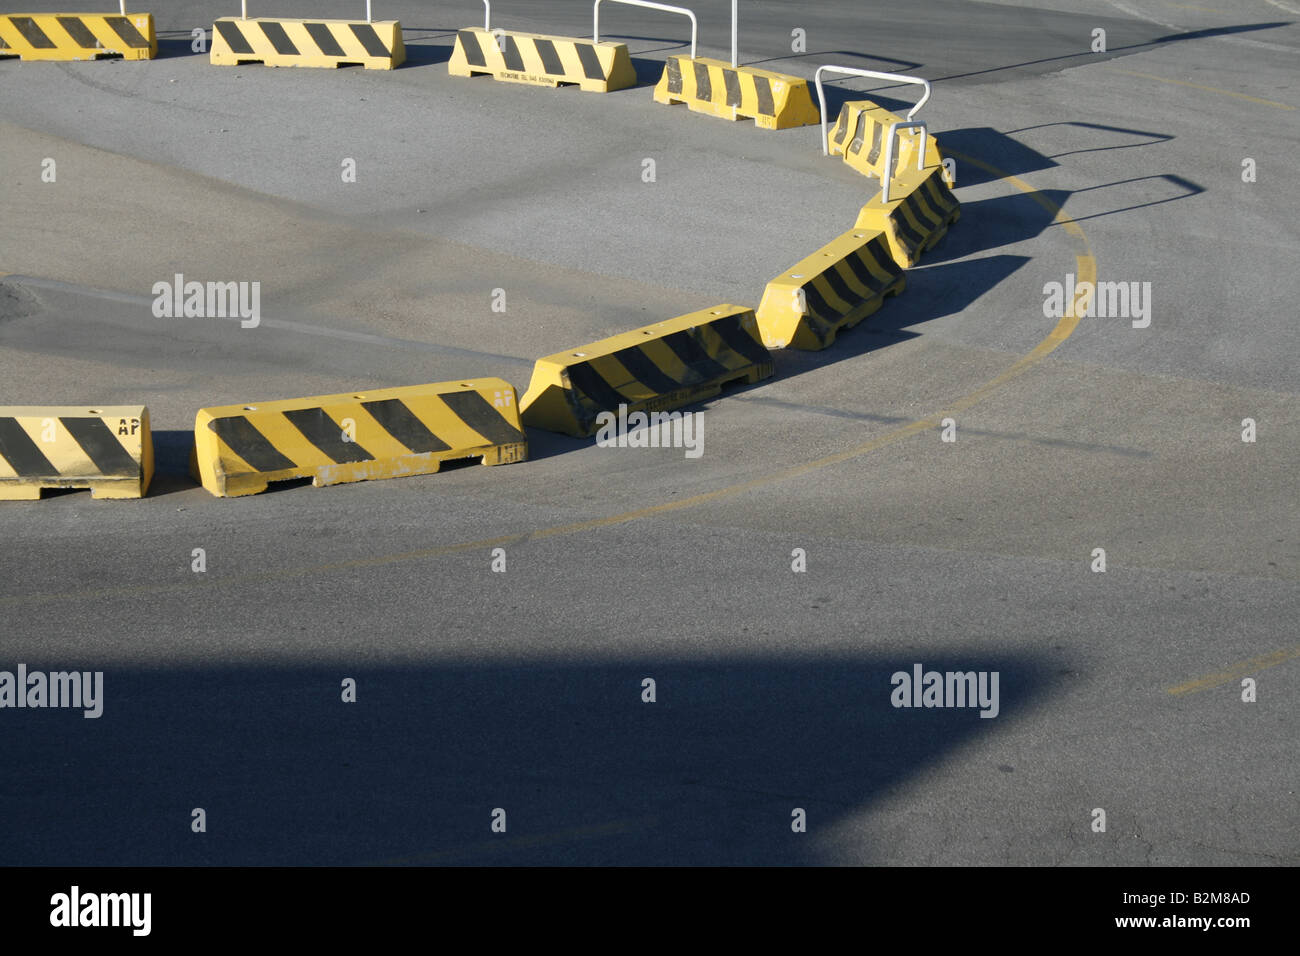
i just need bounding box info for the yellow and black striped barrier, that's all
[519,305,773,437]
[193,379,526,497]
[855,165,961,269]
[756,229,905,351]
[0,406,153,500]
[828,100,942,182]
[0,12,155,61]
[210,16,404,70]
[653,56,819,130]
[448,27,635,92]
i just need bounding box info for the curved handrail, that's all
[814,65,932,156]
[880,121,928,202]
[594,0,697,59]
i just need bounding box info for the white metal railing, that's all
[814,65,932,156]
[594,0,697,59]
[880,121,928,202]
[730,0,737,67]
[238,2,376,21]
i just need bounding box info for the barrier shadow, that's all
[744,48,922,73]
[940,123,1175,188]
[0,652,1059,865]
[147,428,198,499]
[403,40,456,68]
[933,21,1294,84]
[769,252,1030,381]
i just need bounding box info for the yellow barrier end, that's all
[0,405,152,500]
[519,305,774,437]
[757,229,905,350]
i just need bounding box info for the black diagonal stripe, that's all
[613,347,683,396]
[0,418,57,478]
[842,245,891,294]
[259,20,298,56]
[723,69,742,108]
[61,418,139,477]
[665,56,682,94]
[534,37,564,75]
[57,17,99,49]
[692,60,712,102]
[440,392,526,446]
[362,399,450,454]
[575,42,605,81]
[283,408,374,464]
[867,120,883,167]
[458,29,486,66]
[753,75,774,116]
[103,15,149,49]
[849,112,866,155]
[350,23,391,57]
[305,22,345,57]
[889,207,928,250]
[214,20,255,55]
[501,34,526,72]
[924,175,958,213]
[211,417,296,473]
[661,330,729,383]
[10,17,56,49]
[800,281,836,325]
[566,362,628,410]
[831,103,849,146]
[818,263,860,316]
[0,36,8,49]
[906,189,945,228]
[707,313,772,367]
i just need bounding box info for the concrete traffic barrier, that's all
[449,27,635,92]
[756,229,905,350]
[519,304,773,437]
[828,100,942,182]
[0,9,155,61]
[211,3,403,70]
[0,406,153,500]
[855,164,961,269]
[193,379,526,497]
[653,55,820,129]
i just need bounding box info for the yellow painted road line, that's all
[1167,644,1300,695]
[1113,69,1296,110]
[0,157,1095,609]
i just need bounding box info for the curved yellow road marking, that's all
[2,155,1095,608]
[1167,644,1300,695]
[1114,69,1296,110]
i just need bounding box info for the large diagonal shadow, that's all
[0,653,1059,865]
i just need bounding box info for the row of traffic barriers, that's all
[0,2,821,126]
[1,9,961,500]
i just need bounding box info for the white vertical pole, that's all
[366,1,372,23]
[241,2,247,21]
[731,0,737,67]
[119,1,126,16]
